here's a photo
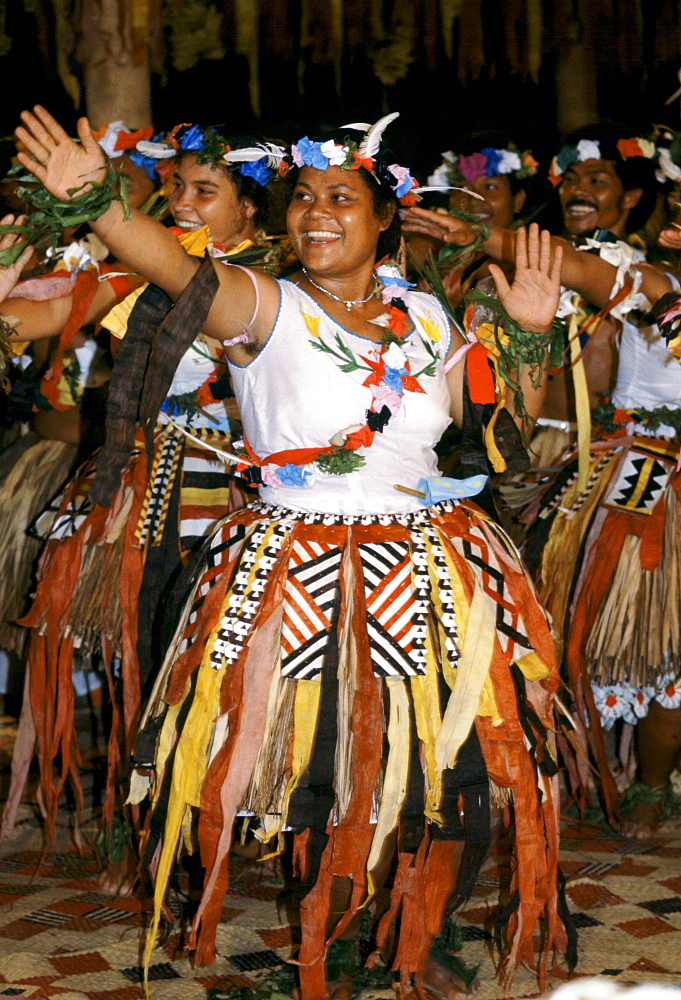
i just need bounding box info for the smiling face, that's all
[286,165,394,279]
[168,154,257,246]
[559,158,643,238]
[449,172,525,229]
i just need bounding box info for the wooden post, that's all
[555,8,598,135]
[80,0,152,129]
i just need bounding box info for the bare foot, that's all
[621,799,663,840]
[416,954,478,999]
[231,835,270,859]
[292,978,353,1000]
[97,855,135,896]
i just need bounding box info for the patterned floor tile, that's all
[616,915,677,938]
[2,717,681,998]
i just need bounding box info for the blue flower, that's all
[240,159,273,187]
[294,136,330,171]
[479,147,504,176]
[556,144,578,171]
[277,464,313,487]
[382,367,406,394]
[128,149,157,180]
[179,124,206,151]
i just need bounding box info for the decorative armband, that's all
[0,158,131,267]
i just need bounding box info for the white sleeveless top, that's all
[612,274,681,437]
[229,280,453,515]
[163,338,227,429]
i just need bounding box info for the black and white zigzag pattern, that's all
[422,525,459,668]
[359,541,422,677]
[137,431,182,546]
[462,535,531,651]
[209,521,289,669]
[280,541,342,679]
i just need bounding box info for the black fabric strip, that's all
[90,283,173,507]
[557,866,579,971]
[288,583,340,899]
[139,257,220,472]
[398,687,425,854]
[510,662,558,779]
[90,255,220,507]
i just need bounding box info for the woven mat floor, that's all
[1,713,681,999]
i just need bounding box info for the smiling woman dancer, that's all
[13,105,568,999]
[0,125,286,882]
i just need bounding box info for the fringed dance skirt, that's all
[522,435,681,817]
[1,421,238,845]
[135,497,571,985]
[0,432,76,655]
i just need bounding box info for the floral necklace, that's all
[232,262,441,488]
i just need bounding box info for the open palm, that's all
[0,219,33,304]
[488,224,562,333]
[16,106,106,202]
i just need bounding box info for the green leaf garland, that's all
[0,157,131,266]
[465,285,566,422]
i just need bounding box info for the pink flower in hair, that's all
[458,152,488,184]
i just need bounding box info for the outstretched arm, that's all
[15,107,272,350]
[403,206,673,309]
[446,224,562,428]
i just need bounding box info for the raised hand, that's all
[15,105,106,201]
[658,225,681,251]
[0,217,33,304]
[489,224,562,333]
[401,205,478,247]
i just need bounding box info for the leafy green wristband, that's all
[0,157,131,266]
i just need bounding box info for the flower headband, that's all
[135,124,279,187]
[548,136,657,187]
[427,142,538,189]
[91,121,163,180]
[284,113,420,205]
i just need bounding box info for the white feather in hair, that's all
[340,112,400,159]
[222,143,287,168]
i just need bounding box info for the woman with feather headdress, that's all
[8,104,571,998]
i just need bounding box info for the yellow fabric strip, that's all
[366,678,411,899]
[434,579,495,774]
[413,628,445,825]
[568,311,592,492]
[143,635,225,990]
[263,679,321,844]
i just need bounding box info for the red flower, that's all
[616,137,644,160]
[197,374,217,406]
[114,126,154,151]
[345,424,375,450]
[350,152,375,172]
[387,306,407,339]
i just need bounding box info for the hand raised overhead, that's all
[488,224,563,333]
[16,106,107,202]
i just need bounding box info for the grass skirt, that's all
[135,498,570,991]
[1,422,239,846]
[0,432,76,655]
[522,435,681,818]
